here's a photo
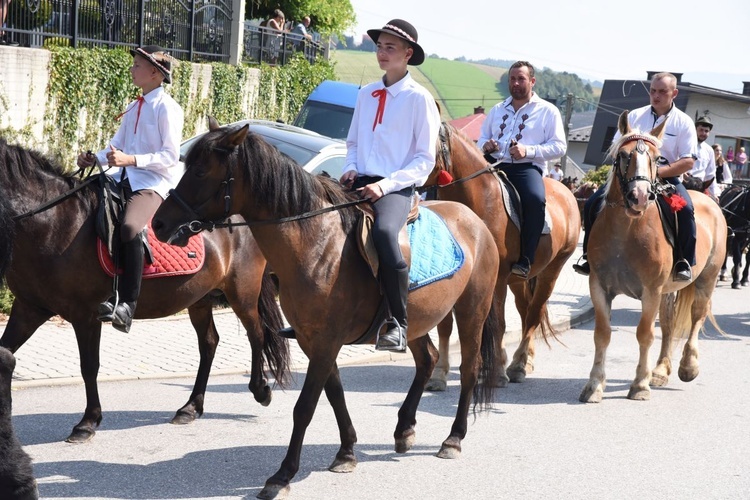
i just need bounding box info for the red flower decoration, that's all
[437,170,454,186]
[664,193,687,212]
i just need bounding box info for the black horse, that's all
[0,347,38,499]
[719,184,750,289]
[0,137,289,442]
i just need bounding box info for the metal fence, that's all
[1,1,326,65]
[1,0,233,62]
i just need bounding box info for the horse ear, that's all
[223,124,249,147]
[208,116,220,131]
[618,110,630,135]
[650,119,667,141]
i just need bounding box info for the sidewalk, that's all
[9,240,592,388]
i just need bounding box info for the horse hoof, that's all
[492,373,510,388]
[678,365,699,382]
[395,430,415,454]
[742,281,749,287]
[579,383,603,403]
[719,274,726,281]
[65,428,96,443]
[329,455,357,473]
[436,443,461,459]
[507,367,527,383]
[732,283,741,289]
[257,481,290,500]
[425,378,447,392]
[627,386,651,401]
[170,410,197,425]
[259,388,273,407]
[649,372,669,387]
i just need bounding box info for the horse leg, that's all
[258,350,341,500]
[171,297,218,424]
[507,282,532,382]
[491,285,510,388]
[731,238,742,289]
[628,290,660,400]
[69,319,104,442]
[0,299,51,353]
[325,363,358,473]
[395,335,437,453]
[580,282,612,403]
[679,284,708,382]
[651,294,675,387]
[742,245,750,286]
[426,314,452,392]
[437,311,485,459]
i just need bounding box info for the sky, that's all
[346,0,750,93]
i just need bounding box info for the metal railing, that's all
[1,0,233,62]
[241,24,324,66]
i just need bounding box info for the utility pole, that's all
[561,93,574,174]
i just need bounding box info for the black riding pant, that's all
[498,163,546,264]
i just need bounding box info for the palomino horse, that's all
[152,120,501,499]
[0,137,289,442]
[425,124,580,388]
[580,111,726,403]
[719,184,750,288]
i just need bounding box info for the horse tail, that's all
[473,301,499,413]
[526,277,560,348]
[671,285,696,341]
[258,266,291,388]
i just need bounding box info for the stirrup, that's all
[673,259,692,282]
[572,255,590,276]
[112,302,136,333]
[376,320,407,352]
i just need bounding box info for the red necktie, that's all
[371,89,387,131]
[115,95,145,134]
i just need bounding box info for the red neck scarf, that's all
[115,95,145,134]
[371,89,387,131]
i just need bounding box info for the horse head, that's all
[605,110,665,217]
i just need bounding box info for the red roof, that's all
[449,112,485,142]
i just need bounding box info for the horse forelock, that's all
[438,123,483,175]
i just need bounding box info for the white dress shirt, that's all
[691,140,718,197]
[95,86,185,199]
[477,93,566,172]
[614,104,697,169]
[344,72,441,195]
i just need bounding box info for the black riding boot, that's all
[111,237,144,333]
[376,266,409,352]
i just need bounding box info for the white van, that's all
[293,80,359,140]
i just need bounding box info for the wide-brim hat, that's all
[695,115,713,130]
[367,19,425,66]
[130,45,173,84]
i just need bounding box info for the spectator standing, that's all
[291,16,313,41]
[712,144,732,192]
[549,163,564,181]
[736,146,747,178]
[265,9,286,64]
[689,116,718,201]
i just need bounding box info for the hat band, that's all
[383,24,416,43]
[134,47,171,76]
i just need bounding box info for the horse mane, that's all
[435,122,484,172]
[189,128,360,236]
[0,195,15,279]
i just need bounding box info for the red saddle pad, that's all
[97,224,205,279]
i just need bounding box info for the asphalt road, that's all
[9,278,750,500]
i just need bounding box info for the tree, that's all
[245,0,356,40]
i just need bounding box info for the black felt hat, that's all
[695,115,713,130]
[367,19,425,66]
[130,45,173,84]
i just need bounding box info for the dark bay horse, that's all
[0,137,289,442]
[152,120,500,499]
[425,124,581,388]
[580,111,726,403]
[719,184,750,288]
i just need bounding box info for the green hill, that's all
[330,50,507,120]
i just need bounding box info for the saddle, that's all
[490,169,553,235]
[94,173,205,279]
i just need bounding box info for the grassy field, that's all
[330,50,506,120]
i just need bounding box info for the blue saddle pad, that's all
[407,207,465,291]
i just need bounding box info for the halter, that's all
[610,134,659,210]
[170,144,368,234]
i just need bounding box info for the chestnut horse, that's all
[425,124,581,388]
[0,137,289,442]
[152,120,500,499]
[580,111,726,403]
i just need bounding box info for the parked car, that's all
[180,119,347,179]
[292,80,359,140]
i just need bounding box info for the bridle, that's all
[610,134,660,210]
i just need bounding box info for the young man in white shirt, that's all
[689,116,719,200]
[549,163,564,181]
[478,61,567,278]
[341,19,441,352]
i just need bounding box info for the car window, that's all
[309,156,346,179]
[294,101,354,140]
